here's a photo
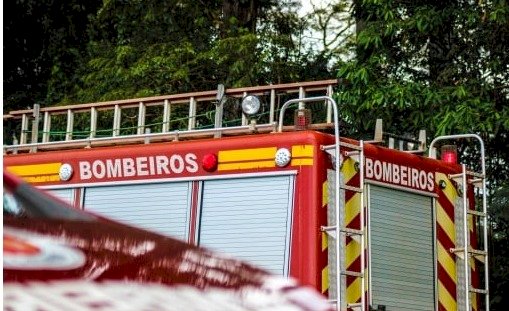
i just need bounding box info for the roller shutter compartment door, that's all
[47,188,74,205]
[370,185,435,311]
[83,182,191,240]
[199,175,294,275]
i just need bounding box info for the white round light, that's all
[241,95,261,116]
[275,148,291,167]
[59,163,73,181]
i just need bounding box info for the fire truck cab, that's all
[3,80,489,311]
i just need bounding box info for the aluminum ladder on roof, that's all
[3,80,337,153]
[278,96,365,311]
[430,134,489,311]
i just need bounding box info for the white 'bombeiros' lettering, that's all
[382,162,392,182]
[107,159,122,178]
[136,157,149,176]
[401,166,408,186]
[185,153,198,173]
[123,158,136,177]
[169,155,184,174]
[411,168,419,187]
[365,158,434,192]
[156,156,170,174]
[374,160,382,180]
[92,160,106,179]
[392,164,400,184]
[78,153,199,180]
[79,161,92,180]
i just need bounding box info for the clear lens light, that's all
[241,95,261,116]
[275,148,291,167]
[59,163,73,181]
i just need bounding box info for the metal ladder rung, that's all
[469,178,483,184]
[321,226,364,238]
[321,225,339,240]
[467,210,486,217]
[340,141,363,150]
[450,247,487,256]
[341,228,364,236]
[469,178,484,187]
[345,150,360,157]
[340,185,363,193]
[341,270,363,278]
[321,225,337,231]
[347,302,362,310]
[470,248,487,257]
[322,142,363,152]
[449,171,484,180]
[470,287,488,294]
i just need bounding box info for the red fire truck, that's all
[3,80,489,311]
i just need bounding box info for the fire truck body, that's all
[3,80,489,311]
[5,131,331,280]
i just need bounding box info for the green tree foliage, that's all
[75,0,221,102]
[338,1,508,141]
[71,0,333,102]
[489,184,509,309]
[4,0,336,109]
[3,0,102,110]
[338,1,509,307]
[337,0,509,182]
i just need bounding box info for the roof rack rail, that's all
[367,119,427,153]
[4,79,338,154]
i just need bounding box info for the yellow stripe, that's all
[436,172,458,205]
[438,280,457,311]
[322,232,328,251]
[345,193,360,226]
[322,181,328,207]
[218,160,275,171]
[292,145,314,157]
[436,172,458,310]
[23,175,60,183]
[291,158,313,166]
[341,158,357,183]
[218,147,276,162]
[321,179,329,294]
[345,239,360,268]
[346,276,361,303]
[437,202,455,244]
[322,266,329,293]
[438,242,456,282]
[7,163,61,176]
[471,289,478,311]
[342,158,363,305]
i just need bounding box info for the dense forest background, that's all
[3,0,508,308]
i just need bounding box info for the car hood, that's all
[4,217,333,311]
[4,217,268,289]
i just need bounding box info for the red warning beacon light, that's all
[202,153,218,172]
[441,145,458,164]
